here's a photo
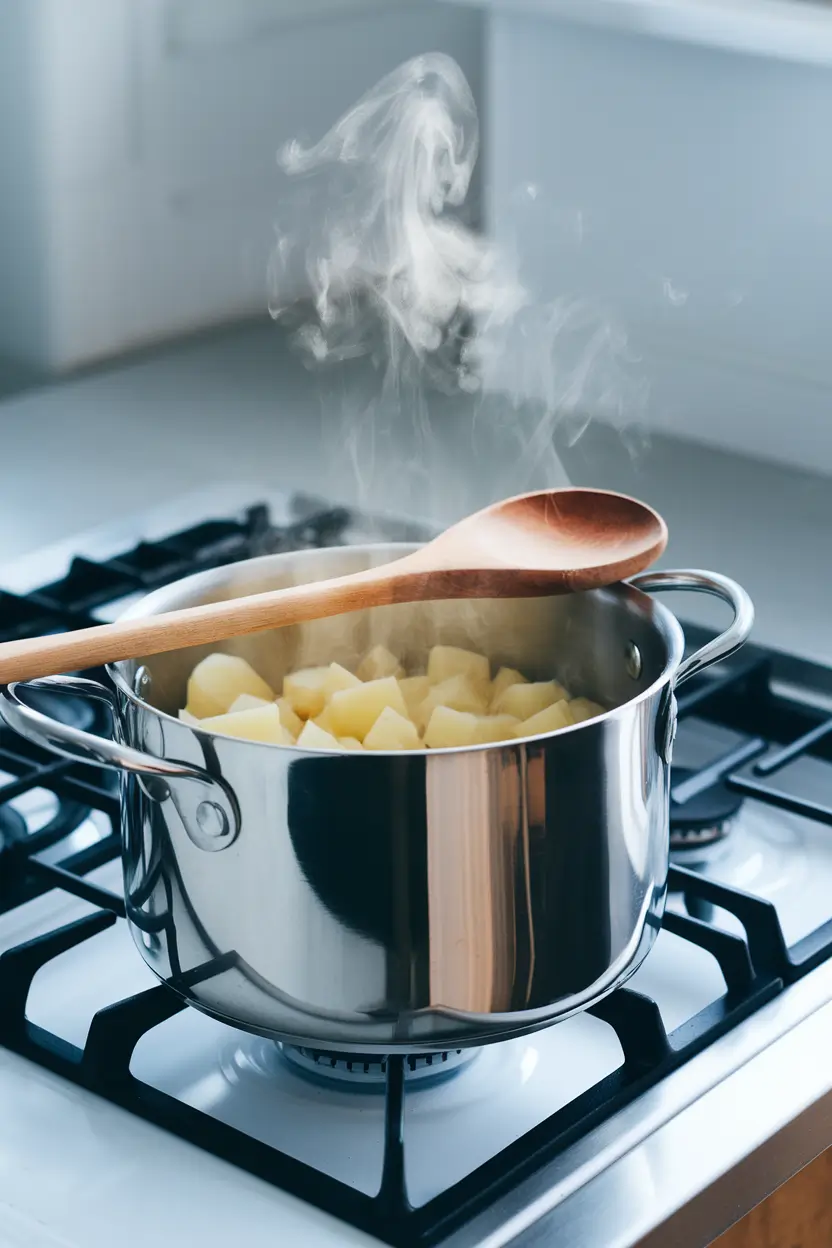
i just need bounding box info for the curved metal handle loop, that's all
[629,568,755,688]
[0,676,240,852]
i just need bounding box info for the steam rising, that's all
[269,53,643,508]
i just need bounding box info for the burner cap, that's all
[280,1045,478,1088]
[0,804,27,854]
[669,768,744,849]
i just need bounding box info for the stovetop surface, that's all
[4,487,832,1248]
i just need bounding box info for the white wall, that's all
[0,0,483,371]
[486,9,832,474]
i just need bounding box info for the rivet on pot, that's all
[195,800,231,848]
[625,642,643,680]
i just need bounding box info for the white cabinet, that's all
[484,6,832,473]
[0,0,483,370]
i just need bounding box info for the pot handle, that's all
[628,569,754,687]
[0,675,240,851]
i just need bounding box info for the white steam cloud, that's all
[269,52,644,509]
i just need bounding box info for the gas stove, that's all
[3,488,832,1248]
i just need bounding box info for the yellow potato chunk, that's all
[419,674,488,729]
[276,697,303,738]
[328,677,409,741]
[323,662,362,699]
[363,706,422,751]
[357,644,405,682]
[186,653,275,719]
[314,704,337,733]
[178,708,199,726]
[489,667,528,706]
[229,693,270,713]
[339,737,364,751]
[514,699,573,739]
[424,705,480,749]
[427,645,490,688]
[282,666,331,720]
[569,697,606,723]
[493,680,568,721]
[200,703,292,744]
[473,714,521,744]
[399,675,430,713]
[297,720,341,751]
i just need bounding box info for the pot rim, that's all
[108,542,686,757]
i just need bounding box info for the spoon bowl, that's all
[0,488,667,683]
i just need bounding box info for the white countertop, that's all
[0,319,830,663]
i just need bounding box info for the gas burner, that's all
[280,1044,479,1088]
[669,767,744,854]
[0,804,27,854]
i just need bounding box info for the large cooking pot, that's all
[0,545,752,1052]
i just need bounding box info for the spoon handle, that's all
[0,561,415,684]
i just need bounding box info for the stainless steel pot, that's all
[0,545,753,1052]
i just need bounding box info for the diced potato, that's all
[276,697,303,738]
[314,704,337,733]
[427,645,490,688]
[297,720,341,751]
[399,675,430,713]
[200,703,292,745]
[473,714,520,744]
[328,677,409,741]
[569,697,606,723]
[178,708,199,726]
[339,736,364,751]
[357,644,404,682]
[186,653,275,719]
[282,666,331,720]
[424,706,480,749]
[493,680,569,721]
[323,662,362,699]
[514,699,573,739]
[363,706,422,751]
[489,667,528,706]
[418,674,488,729]
[229,693,270,713]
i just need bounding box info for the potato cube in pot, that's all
[419,674,489,728]
[276,697,303,738]
[473,714,521,744]
[282,667,331,720]
[489,667,528,706]
[229,693,270,713]
[424,706,480,749]
[339,737,364,751]
[569,697,606,723]
[297,720,341,751]
[186,653,275,719]
[328,677,409,741]
[314,704,338,733]
[399,675,430,713]
[427,645,490,688]
[357,644,404,682]
[199,703,292,745]
[514,699,573,739]
[323,662,362,699]
[364,707,422,751]
[493,680,568,721]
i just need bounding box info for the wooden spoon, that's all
[0,488,667,684]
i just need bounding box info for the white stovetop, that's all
[3,324,832,1245]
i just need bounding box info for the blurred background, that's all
[3,0,832,653]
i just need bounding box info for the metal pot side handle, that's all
[0,675,240,852]
[629,569,755,687]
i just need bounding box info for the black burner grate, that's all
[2,502,832,1246]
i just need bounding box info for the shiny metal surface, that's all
[0,545,752,1050]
